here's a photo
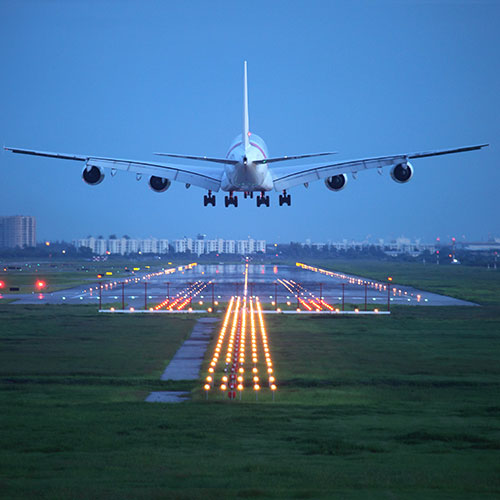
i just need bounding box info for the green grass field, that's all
[1,262,499,498]
[0,260,180,294]
[302,259,500,305]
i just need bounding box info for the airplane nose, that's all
[243,156,248,165]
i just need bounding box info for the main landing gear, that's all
[224,192,238,207]
[279,191,291,206]
[256,191,270,207]
[203,191,216,207]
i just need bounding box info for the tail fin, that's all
[243,61,250,150]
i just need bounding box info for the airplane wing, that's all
[4,147,223,191]
[271,144,489,191]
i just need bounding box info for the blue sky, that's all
[0,0,498,244]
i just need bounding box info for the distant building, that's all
[0,216,36,248]
[172,237,266,255]
[72,236,169,255]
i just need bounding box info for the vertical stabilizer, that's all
[243,61,250,150]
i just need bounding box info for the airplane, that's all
[5,62,488,208]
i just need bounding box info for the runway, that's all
[5,262,475,308]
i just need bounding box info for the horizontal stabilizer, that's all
[154,152,238,165]
[255,152,337,165]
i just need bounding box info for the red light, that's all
[0,281,4,289]
[36,281,46,289]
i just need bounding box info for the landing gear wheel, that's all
[279,193,291,206]
[204,194,216,206]
[257,194,270,207]
[224,194,238,207]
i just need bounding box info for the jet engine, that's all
[324,173,348,192]
[149,176,171,193]
[82,166,105,185]
[390,162,414,183]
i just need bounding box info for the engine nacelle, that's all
[324,173,348,192]
[390,162,414,183]
[82,166,105,185]
[149,176,171,193]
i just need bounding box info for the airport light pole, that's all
[387,277,392,312]
[144,282,148,310]
[364,283,368,311]
[165,282,170,305]
[121,282,125,310]
[342,283,345,311]
[99,281,102,311]
[211,282,215,308]
[274,282,277,311]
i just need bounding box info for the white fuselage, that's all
[220,134,274,192]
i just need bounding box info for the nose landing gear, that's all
[203,191,216,207]
[256,191,270,207]
[278,191,291,206]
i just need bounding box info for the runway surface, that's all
[5,263,475,308]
